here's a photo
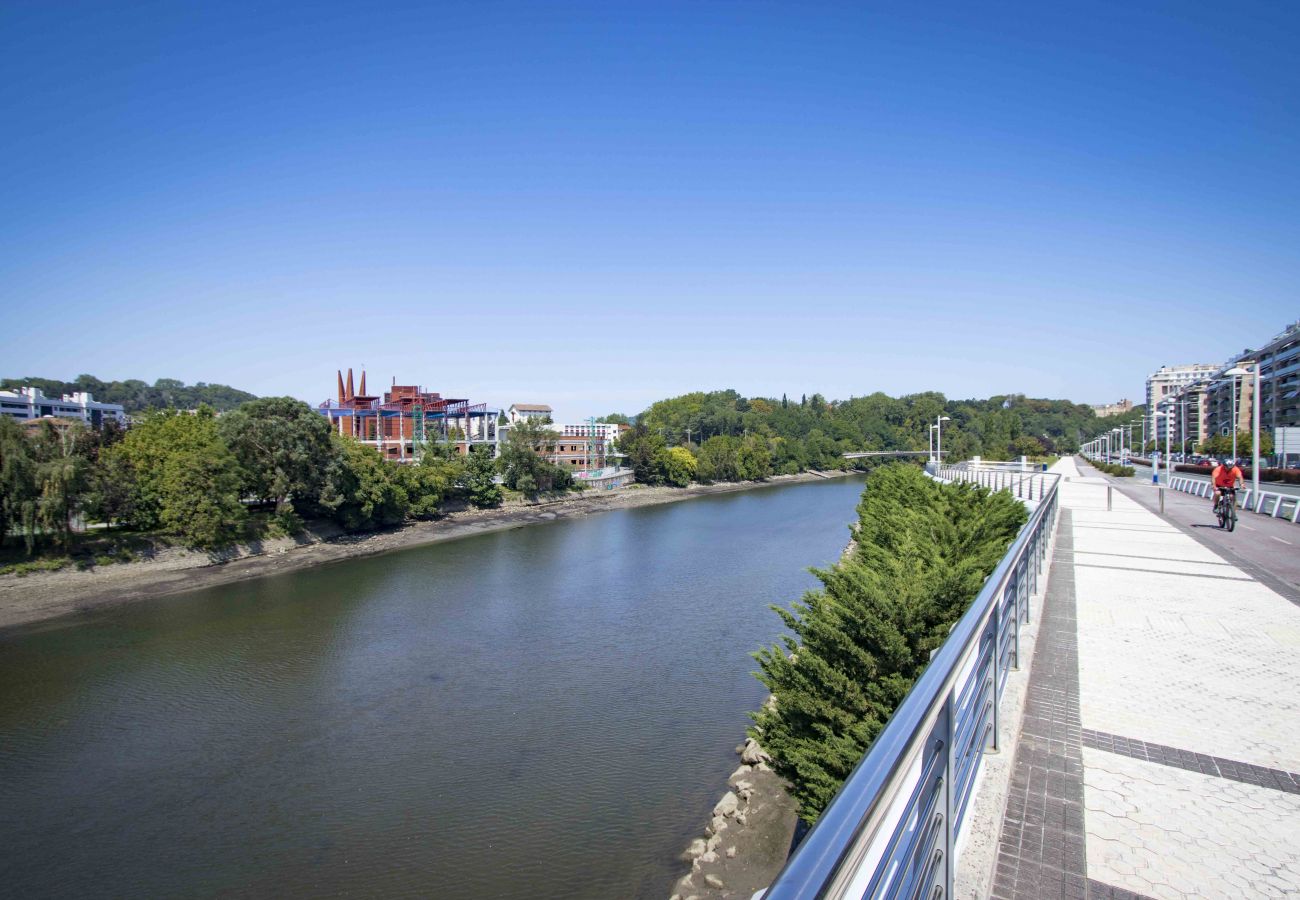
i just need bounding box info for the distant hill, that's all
[1,375,257,413]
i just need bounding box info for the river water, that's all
[0,476,865,899]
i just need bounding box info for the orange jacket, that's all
[1212,465,1243,488]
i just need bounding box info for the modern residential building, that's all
[1200,320,1300,458]
[1090,399,1133,418]
[0,386,126,428]
[1145,364,1220,413]
[1155,381,1210,454]
[507,403,553,424]
[318,368,499,461]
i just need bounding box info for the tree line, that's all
[749,464,1028,822]
[0,398,535,554]
[1,374,257,413]
[613,389,1095,485]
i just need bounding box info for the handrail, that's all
[763,462,1060,899]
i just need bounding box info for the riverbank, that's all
[0,469,858,634]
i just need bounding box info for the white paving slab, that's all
[1083,748,1300,899]
[1065,479,1300,771]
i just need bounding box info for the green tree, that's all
[736,433,773,480]
[0,416,38,552]
[158,448,248,548]
[464,448,503,507]
[498,419,571,495]
[30,421,93,552]
[218,397,335,516]
[616,425,667,485]
[751,465,1027,822]
[658,445,698,487]
[320,436,409,530]
[696,435,741,482]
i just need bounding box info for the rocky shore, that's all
[669,735,799,900]
[0,469,857,633]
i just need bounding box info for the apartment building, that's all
[0,386,126,428]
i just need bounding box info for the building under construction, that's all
[319,368,499,461]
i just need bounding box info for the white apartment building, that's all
[1145,364,1220,412]
[0,387,126,428]
[507,403,552,424]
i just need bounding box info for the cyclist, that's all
[1210,457,1243,511]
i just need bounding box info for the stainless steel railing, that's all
[763,463,1061,900]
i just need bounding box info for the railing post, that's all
[943,691,956,900]
[989,594,1001,753]
[1159,488,1165,515]
[1011,559,1022,671]
[1107,485,1112,511]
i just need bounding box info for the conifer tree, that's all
[751,464,1026,821]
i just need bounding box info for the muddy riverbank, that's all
[0,470,855,633]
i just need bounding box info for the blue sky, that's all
[2,1,1297,420]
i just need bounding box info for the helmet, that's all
[1221,458,1235,468]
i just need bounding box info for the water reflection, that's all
[0,477,864,899]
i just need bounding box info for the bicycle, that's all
[1213,487,1238,532]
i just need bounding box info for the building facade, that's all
[1145,364,1221,413]
[1199,320,1300,458]
[319,368,498,461]
[0,387,126,428]
[1091,399,1133,418]
[507,403,553,424]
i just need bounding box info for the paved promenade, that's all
[990,458,1300,899]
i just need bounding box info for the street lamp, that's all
[1223,364,1262,502]
[1151,411,1171,484]
[936,415,951,467]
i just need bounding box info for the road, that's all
[1075,460,1300,600]
[1102,460,1300,500]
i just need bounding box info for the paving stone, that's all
[986,459,1300,900]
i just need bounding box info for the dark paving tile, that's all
[1081,728,1300,796]
[992,509,1089,900]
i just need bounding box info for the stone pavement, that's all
[990,458,1300,900]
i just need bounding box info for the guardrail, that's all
[1166,475,1300,524]
[933,463,1054,502]
[763,464,1061,899]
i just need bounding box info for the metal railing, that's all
[1166,475,1300,525]
[933,463,1054,502]
[763,463,1060,900]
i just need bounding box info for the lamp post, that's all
[935,415,951,467]
[1151,411,1169,484]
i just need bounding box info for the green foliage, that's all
[158,447,248,548]
[1198,430,1273,459]
[498,419,573,495]
[0,374,255,413]
[0,416,38,552]
[464,448,503,507]
[635,389,1097,473]
[658,446,697,487]
[751,465,1027,823]
[320,436,409,530]
[111,408,248,548]
[695,435,740,482]
[218,397,334,515]
[616,425,668,485]
[1088,459,1134,477]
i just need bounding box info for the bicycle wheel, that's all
[1226,502,1237,532]
[1216,504,1227,529]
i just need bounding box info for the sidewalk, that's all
[990,458,1300,899]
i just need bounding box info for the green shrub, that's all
[750,464,1028,822]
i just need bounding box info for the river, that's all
[0,476,866,899]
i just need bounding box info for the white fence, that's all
[1166,475,1300,524]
